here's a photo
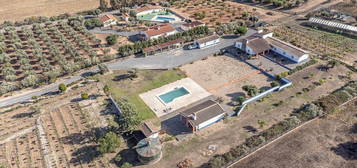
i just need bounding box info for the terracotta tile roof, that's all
[99,14,117,22]
[182,21,205,28]
[247,38,271,54]
[181,100,225,126]
[144,24,176,38]
[266,37,308,58]
[136,5,163,13]
[143,38,184,52]
[195,35,220,44]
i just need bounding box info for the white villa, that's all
[235,31,309,63]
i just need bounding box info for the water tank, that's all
[135,137,162,164]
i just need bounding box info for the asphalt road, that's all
[0,29,256,108]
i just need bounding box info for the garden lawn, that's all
[99,69,186,120]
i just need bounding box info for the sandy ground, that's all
[0,0,99,22]
[180,56,272,105]
[235,99,357,168]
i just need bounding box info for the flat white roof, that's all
[309,17,357,33]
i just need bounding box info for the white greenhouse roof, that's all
[309,17,357,32]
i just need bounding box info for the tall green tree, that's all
[116,98,141,133]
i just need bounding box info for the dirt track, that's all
[0,0,99,22]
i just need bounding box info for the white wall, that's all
[137,9,163,16]
[197,39,220,48]
[197,113,224,130]
[234,42,255,55]
[103,20,117,27]
[271,46,308,63]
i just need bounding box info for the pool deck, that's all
[139,78,212,117]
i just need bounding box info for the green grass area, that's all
[99,69,186,120]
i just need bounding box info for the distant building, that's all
[308,17,357,36]
[180,21,205,31]
[193,34,220,49]
[235,32,309,63]
[135,5,164,16]
[180,100,226,132]
[141,24,177,40]
[99,14,118,27]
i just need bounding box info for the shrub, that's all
[98,63,109,74]
[245,135,266,148]
[98,132,122,154]
[84,18,103,29]
[242,85,259,97]
[81,92,89,100]
[106,35,118,46]
[120,162,132,168]
[292,104,323,122]
[208,155,226,168]
[270,81,279,87]
[58,83,67,92]
[235,26,248,35]
[230,144,248,158]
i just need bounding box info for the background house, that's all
[99,14,118,27]
[180,21,205,31]
[194,34,220,49]
[141,24,177,40]
[235,32,309,63]
[135,5,164,16]
[180,100,226,132]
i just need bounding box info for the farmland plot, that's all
[0,20,103,95]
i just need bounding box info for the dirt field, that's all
[235,99,357,168]
[180,55,272,106]
[171,0,287,26]
[0,0,99,22]
[0,80,116,168]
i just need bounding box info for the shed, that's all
[180,100,226,132]
[194,35,220,49]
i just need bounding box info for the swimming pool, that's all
[155,16,176,22]
[159,87,189,104]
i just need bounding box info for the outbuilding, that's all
[180,100,226,132]
[193,35,220,49]
[99,14,118,27]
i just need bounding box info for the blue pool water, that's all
[159,87,189,104]
[156,16,176,22]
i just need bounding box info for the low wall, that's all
[109,95,122,116]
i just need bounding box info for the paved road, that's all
[0,29,256,108]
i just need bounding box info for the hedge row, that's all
[288,58,318,75]
[204,80,357,168]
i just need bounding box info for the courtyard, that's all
[180,55,273,106]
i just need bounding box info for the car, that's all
[188,43,198,50]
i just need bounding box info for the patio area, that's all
[139,78,212,117]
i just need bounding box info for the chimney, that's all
[242,39,248,53]
[192,114,197,120]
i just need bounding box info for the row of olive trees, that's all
[118,26,210,56]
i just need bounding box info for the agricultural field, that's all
[272,25,357,64]
[0,81,115,168]
[171,0,287,26]
[0,0,99,23]
[235,99,357,168]
[0,19,107,96]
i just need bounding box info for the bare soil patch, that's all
[180,56,272,106]
[172,0,287,26]
[235,99,357,168]
[0,0,99,22]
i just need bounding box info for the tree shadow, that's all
[70,145,100,164]
[11,111,37,118]
[60,127,107,145]
[112,74,132,81]
[331,142,357,160]
[114,148,142,167]
[243,125,258,134]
